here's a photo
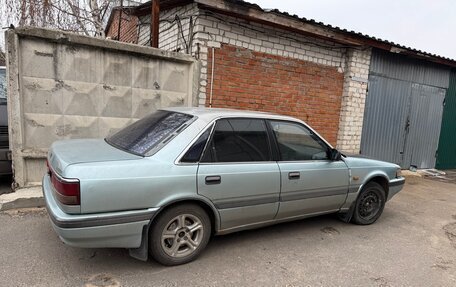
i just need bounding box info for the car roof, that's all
[161,107,299,123]
[162,106,334,149]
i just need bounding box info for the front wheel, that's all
[352,182,386,225]
[149,204,211,266]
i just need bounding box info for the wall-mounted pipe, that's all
[209,47,215,108]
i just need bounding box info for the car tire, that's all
[149,204,211,266]
[352,182,386,225]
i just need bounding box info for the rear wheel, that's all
[352,182,386,225]
[149,204,211,266]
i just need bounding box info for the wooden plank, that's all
[150,0,160,47]
[195,0,363,46]
[134,0,193,17]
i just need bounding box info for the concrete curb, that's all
[402,170,422,178]
[0,186,44,211]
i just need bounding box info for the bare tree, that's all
[0,0,115,37]
[0,48,5,63]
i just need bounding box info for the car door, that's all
[196,118,281,231]
[268,120,350,219]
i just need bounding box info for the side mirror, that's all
[330,148,342,161]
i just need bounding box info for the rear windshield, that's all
[106,110,193,156]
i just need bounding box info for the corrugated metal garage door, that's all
[403,84,446,168]
[361,50,450,169]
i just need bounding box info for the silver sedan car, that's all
[43,107,405,265]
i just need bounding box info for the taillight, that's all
[46,160,51,175]
[48,163,80,205]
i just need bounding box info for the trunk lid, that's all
[49,139,141,175]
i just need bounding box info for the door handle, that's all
[205,175,221,185]
[288,172,300,180]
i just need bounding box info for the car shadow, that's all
[64,214,347,267]
[56,209,398,273]
[206,214,344,249]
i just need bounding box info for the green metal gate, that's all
[436,69,456,169]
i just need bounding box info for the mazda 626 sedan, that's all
[43,107,405,266]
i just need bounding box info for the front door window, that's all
[269,121,329,161]
[202,118,272,163]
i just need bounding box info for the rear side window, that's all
[106,110,193,156]
[181,125,213,163]
[201,118,271,163]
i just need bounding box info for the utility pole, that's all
[117,0,123,41]
[150,0,160,48]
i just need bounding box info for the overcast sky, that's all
[249,0,456,60]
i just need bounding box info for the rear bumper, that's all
[42,174,158,248]
[387,177,405,201]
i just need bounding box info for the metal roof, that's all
[219,0,455,64]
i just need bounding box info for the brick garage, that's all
[208,44,343,144]
[106,0,373,153]
[105,9,139,43]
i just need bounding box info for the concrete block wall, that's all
[336,48,372,153]
[6,27,199,187]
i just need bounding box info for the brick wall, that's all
[336,48,372,153]
[138,4,198,50]
[207,44,344,145]
[106,10,139,43]
[193,11,347,108]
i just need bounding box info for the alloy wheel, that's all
[161,214,204,258]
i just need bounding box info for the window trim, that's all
[265,119,281,161]
[267,119,332,162]
[179,123,215,164]
[199,117,274,164]
[176,122,215,165]
[176,116,336,165]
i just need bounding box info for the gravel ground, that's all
[0,176,455,287]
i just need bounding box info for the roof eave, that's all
[197,0,364,46]
[134,0,194,16]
